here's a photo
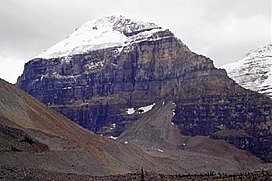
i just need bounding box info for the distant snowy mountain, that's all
[221,44,272,97]
[35,15,171,59]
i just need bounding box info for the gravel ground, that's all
[1,165,272,181]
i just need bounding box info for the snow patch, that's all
[162,101,165,105]
[124,141,128,144]
[138,103,155,113]
[109,123,116,130]
[126,108,135,114]
[109,136,118,140]
[62,86,73,90]
[40,75,45,81]
[172,109,176,116]
[157,149,164,153]
[127,103,155,114]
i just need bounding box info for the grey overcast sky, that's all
[0,0,271,83]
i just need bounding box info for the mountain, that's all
[17,15,272,162]
[17,15,191,134]
[1,78,271,178]
[221,44,272,97]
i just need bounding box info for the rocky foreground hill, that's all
[17,15,272,162]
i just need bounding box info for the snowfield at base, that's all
[126,108,135,115]
[221,44,272,97]
[138,103,155,113]
[34,15,167,59]
[126,103,156,114]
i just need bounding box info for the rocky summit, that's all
[17,15,272,162]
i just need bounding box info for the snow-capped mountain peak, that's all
[221,44,272,97]
[34,15,167,59]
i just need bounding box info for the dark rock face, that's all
[17,30,272,161]
[173,93,272,162]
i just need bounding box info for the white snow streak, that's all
[157,149,164,153]
[109,136,118,140]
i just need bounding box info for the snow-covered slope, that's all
[221,44,272,97]
[35,15,169,59]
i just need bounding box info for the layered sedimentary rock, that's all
[17,15,272,161]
